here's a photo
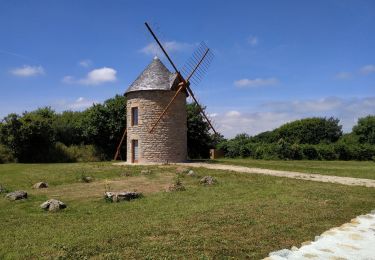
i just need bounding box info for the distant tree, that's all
[353,115,375,144]
[53,111,85,145]
[274,117,342,144]
[0,107,55,162]
[83,95,126,157]
[186,103,217,159]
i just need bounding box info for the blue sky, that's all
[0,0,374,137]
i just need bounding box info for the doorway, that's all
[132,140,139,163]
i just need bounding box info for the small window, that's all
[131,107,138,126]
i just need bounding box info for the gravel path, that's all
[175,163,375,188]
[265,210,375,260]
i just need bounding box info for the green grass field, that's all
[213,158,375,180]
[1,162,375,259]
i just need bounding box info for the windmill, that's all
[114,22,216,162]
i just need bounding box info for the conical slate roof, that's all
[126,56,179,94]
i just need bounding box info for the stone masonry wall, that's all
[126,90,187,163]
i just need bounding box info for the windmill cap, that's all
[153,56,159,60]
[125,57,182,94]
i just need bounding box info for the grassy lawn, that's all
[1,162,375,259]
[213,158,375,180]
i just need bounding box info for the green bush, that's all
[316,144,337,160]
[301,145,319,160]
[52,142,106,162]
[334,143,353,160]
[0,144,14,163]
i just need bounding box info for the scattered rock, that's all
[40,199,66,211]
[105,191,143,202]
[187,170,196,177]
[33,182,48,189]
[0,184,7,193]
[200,176,217,185]
[167,181,186,192]
[120,172,132,177]
[175,167,189,174]
[6,190,27,200]
[81,176,93,183]
[141,169,152,175]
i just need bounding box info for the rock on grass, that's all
[33,182,48,189]
[40,199,67,211]
[105,191,143,202]
[200,176,217,185]
[141,169,152,175]
[6,191,28,200]
[167,181,186,192]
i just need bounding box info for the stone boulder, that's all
[40,199,66,211]
[187,170,196,177]
[81,176,93,183]
[33,182,48,189]
[6,191,28,200]
[200,176,217,185]
[141,169,152,175]
[105,191,143,202]
[167,181,186,192]
[175,167,189,174]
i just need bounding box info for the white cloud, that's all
[63,67,117,86]
[62,75,74,84]
[67,97,96,110]
[10,65,45,77]
[212,96,375,138]
[79,59,92,68]
[226,110,241,117]
[263,97,343,113]
[335,71,352,80]
[360,64,375,75]
[140,41,196,56]
[234,78,278,88]
[55,97,97,111]
[247,35,258,46]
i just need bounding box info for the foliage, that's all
[0,144,14,163]
[218,115,375,161]
[53,111,85,145]
[187,103,218,159]
[251,117,343,144]
[82,95,126,158]
[0,108,55,162]
[353,115,375,144]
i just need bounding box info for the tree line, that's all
[0,95,219,163]
[1,93,374,163]
[218,116,375,160]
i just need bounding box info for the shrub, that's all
[302,145,319,160]
[0,144,14,163]
[316,144,337,160]
[53,142,106,162]
[352,115,375,144]
[334,143,353,160]
[356,144,375,161]
[290,143,303,160]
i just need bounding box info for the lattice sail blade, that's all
[181,42,214,87]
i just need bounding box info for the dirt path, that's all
[175,163,375,188]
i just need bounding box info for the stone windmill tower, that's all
[114,22,216,163]
[125,56,187,163]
